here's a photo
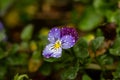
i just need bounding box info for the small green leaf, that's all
[78,7,102,31]
[32,50,41,60]
[40,63,51,76]
[105,10,118,23]
[54,63,66,70]
[93,0,104,9]
[0,32,6,41]
[91,37,104,52]
[82,74,92,80]
[61,62,79,80]
[20,41,29,50]
[109,37,120,56]
[74,38,89,59]
[0,66,7,80]
[0,48,6,59]
[112,37,120,48]
[13,73,19,80]
[93,0,117,16]
[13,73,29,80]
[113,63,120,79]
[0,0,14,15]
[98,55,113,65]
[95,29,103,37]
[21,24,33,41]
[115,10,120,29]
[93,0,107,15]
[9,44,19,55]
[7,53,28,65]
[109,47,120,56]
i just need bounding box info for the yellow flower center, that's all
[54,40,61,49]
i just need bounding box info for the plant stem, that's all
[85,63,116,70]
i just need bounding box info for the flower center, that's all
[54,40,61,49]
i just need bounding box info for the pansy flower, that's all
[0,22,7,41]
[42,27,79,58]
[0,22,4,31]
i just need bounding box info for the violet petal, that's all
[43,43,62,58]
[61,35,75,49]
[48,27,61,43]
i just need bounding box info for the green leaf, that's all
[0,48,6,59]
[14,73,19,80]
[0,32,6,41]
[13,73,29,80]
[61,62,79,80]
[21,24,33,41]
[95,29,103,37]
[74,38,89,59]
[0,0,14,15]
[109,47,120,56]
[105,10,119,23]
[109,37,120,56]
[82,74,92,80]
[93,0,118,16]
[54,63,66,70]
[40,63,51,76]
[78,7,102,31]
[20,41,29,50]
[98,55,113,65]
[32,50,41,60]
[112,37,120,48]
[60,51,74,63]
[9,44,19,55]
[113,63,120,79]
[116,10,120,28]
[93,0,104,9]
[16,0,36,9]
[7,53,28,65]
[0,66,7,80]
[93,0,107,15]
[91,36,104,52]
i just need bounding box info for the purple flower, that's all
[0,22,4,31]
[42,27,79,58]
[0,22,7,41]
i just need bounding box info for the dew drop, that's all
[73,40,75,42]
[55,28,57,31]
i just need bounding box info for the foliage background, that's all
[0,0,120,80]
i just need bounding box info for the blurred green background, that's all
[0,0,120,80]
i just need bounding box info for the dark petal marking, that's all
[60,27,79,42]
[44,53,52,58]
